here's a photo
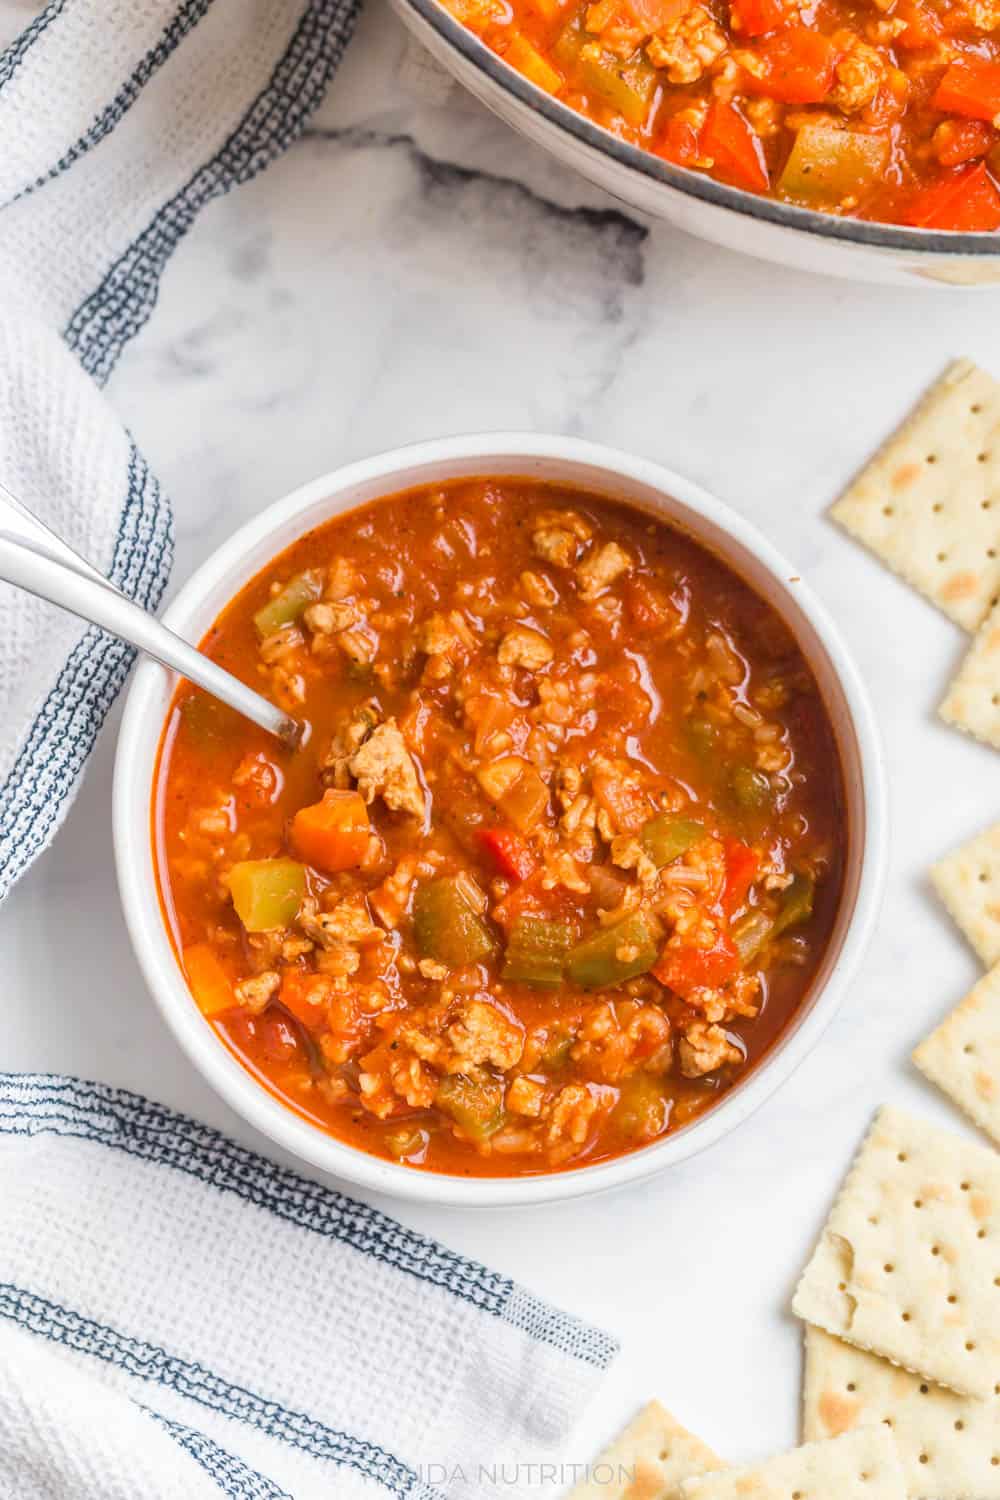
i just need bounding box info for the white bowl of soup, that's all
[114,433,887,1206]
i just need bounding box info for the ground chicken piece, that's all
[647,5,727,82]
[678,1021,742,1077]
[572,1002,672,1082]
[520,570,559,608]
[369,853,425,929]
[321,701,381,788]
[349,718,426,819]
[531,510,592,569]
[828,35,885,112]
[498,625,554,671]
[610,834,658,887]
[576,542,632,602]
[507,1076,546,1117]
[319,896,382,946]
[303,599,361,636]
[389,1053,439,1110]
[959,0,1000,25]
[418,958,449,980]
[685,972,760,1024]
[546,1083,598,1148]
[297,896,379,974]
[419,610,476,661]
[446,999,524,1071]
[540,850,591,894]
[281,935,314,961]
[745,96,784,137]
[325,557,359,601]
[234,971,280,1013]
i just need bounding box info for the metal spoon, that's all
[0,480,301,748]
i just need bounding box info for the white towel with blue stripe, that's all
[0,0,359,905]
[0,1075,617,1500]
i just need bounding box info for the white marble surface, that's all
[7,0,1000,1472]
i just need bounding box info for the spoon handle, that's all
[0,481,300,748]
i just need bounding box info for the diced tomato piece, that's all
[934,118,996,167]
[743,27,841,104]
[624,0,690,30]
[894,0,941,47]
[702,98,770,193]
[653,932,740,996]
[479,826,538,882]
[279,969,330,1029]
[905,161,1000,231]
[656,116,703,167]
[291,789,370,873]
[723,838,759,915]
[731,0,786,37]
[932,59,1000,122]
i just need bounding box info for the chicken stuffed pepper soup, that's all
[154,478,847,1178]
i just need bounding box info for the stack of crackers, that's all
[564,365,1000,1500]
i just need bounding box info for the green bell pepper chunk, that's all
[640,814,705,868]
[502,915,573,988]
[566,911,662,990]
[553,15,656,126]
[436,1072,505,1140]
[731,908,773,963]
[384,1126,427,1161]
[253,568,325,638]
[227,858,306,932]
[541,1028,574,1068]
[413,874,499,968]
[772,872,815,938]
[779,124,889,209]
[611,1073,669,1142]
[727,763,772,812]
[684,715,717,758]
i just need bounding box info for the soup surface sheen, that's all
[155,480,846,1177]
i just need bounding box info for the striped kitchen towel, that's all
[0,0,360,906]
[0,1074,618,1500]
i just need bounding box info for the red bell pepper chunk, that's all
[479,826,538,882]
[731,0,786,37]
[701,98,770,193]
[905,161,1000,231]
[653,931,740,997]
[744,27,840,103]
[656,115,703,167]
[932,59,1000,122]
[934,118,996,167]
[894,0,941,47]
[723,838,760,916]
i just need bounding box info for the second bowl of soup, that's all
[115,434,886,1205]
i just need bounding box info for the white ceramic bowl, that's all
[114,433,887,1207]
[394,0,1000,288]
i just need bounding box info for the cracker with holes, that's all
[802,1325,1000,1500]
[792,1106,1000,1399]
[564,1400,724,1500]
[679,1427,905,1500]
[830,359,1000,632]
[914,961,1000,1148]
[940,598,1000,748]
[932,823,1000,966]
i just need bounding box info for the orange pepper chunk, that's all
[291,789,371,873]
[279,969,330,1029]
[932,59,1000,123]
[184,944,236,1019]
